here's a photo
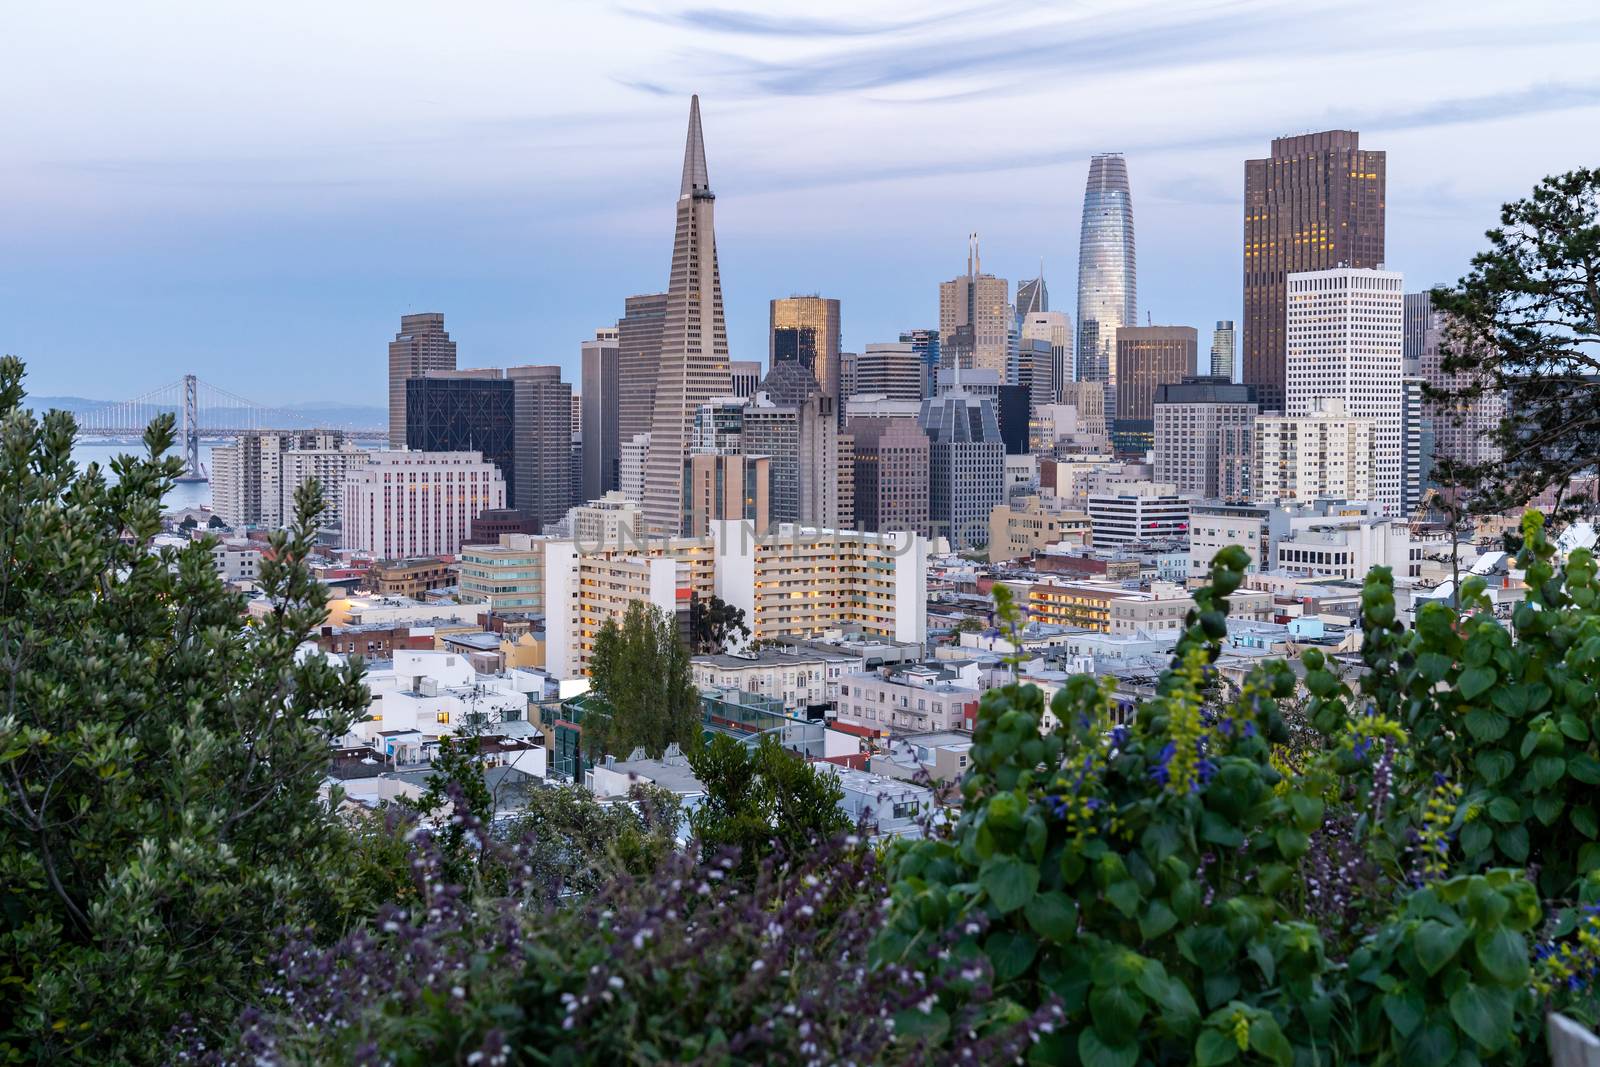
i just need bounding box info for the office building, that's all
[459,534,548,613]
[581,330,621,501]
[1210,321,1236,381]
[1055,381,1109,439]
[505,365,572,531]
[691,396,746,455]
[1187,504,1287,580]
[1013,337,1055,417]
[643,97,735,535]
[617,292,668,449]
[839,351,858,400]
[343,451,506,559]
[683,453,771,537]
[1285,267,1404,515]
[1152,376,1258,500]
[900,328,941,396]
[1085,484,1192,546]
[1243,131,1386,413]
[728,360,762,398]
[619,432,651,505]
[988,496,1092,562]
[939,234,1010,378]
[1254,399,1376,504]
[1114,325,1197,451]
[770,296,842,410]
[405,371,516,500]
[920,386,1005,548]
[1402,376,1426,516]
[853,342,926,402]
[1021,310,1073,400]
[1418,302,1505,474]
[1016,266,1048,319]
[848,415,930,537]
[743,392,850,530]
[387,312,457,446]
[1077,154,1137,420]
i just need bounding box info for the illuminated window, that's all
[436,711,450,725]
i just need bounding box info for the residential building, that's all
[567,491,647,548]
[836,666,979,735]
[342,451,506,559]
[211,430,364,529]
[1275,516,1440,581]
[920,386,1005,549]
[988,496,1092,562]
[1417,299,1505,473]
[458,534,547,613]
[1114,325,1198,450]
[405,371,515,500]
[691,648,855,714]
[691,396,747,455]
[581,329,621,500]
[939,234,1010,378]
[371,557,456,599]
[643,97,735,535]
[852,342,925,402]
[1210,320,1236,380]
[1285,267,1404,513]
[848,416,930,537]
[1243,131,1386,413]
[1152,376,1258,500]
[387,312,456,446]
[1187,504,1287,581]
[506,365,572,531]
[1109,586,1272,634]
[1085,483,1192,545]
[1254,399,1376,504]
[1077,153,1137,420]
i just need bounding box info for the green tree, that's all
[408,734,496,883]
[687,734,851,873]
[503,781,680,897]
[585,599,700,761]
[688,592,749,654]
[1429,167,1600,516]
[0,356,371,1063]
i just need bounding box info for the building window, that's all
[436,711,450,724]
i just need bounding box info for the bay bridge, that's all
[74,375,388,482]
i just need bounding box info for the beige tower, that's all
[642,96,733,535]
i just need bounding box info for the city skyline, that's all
[3,0,1596,405]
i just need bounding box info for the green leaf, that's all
[1139,899,1178,941]
[1560,714,1591,742]
[1463,707,1508,742]
[1449,984,1513,1053]
[1474,749,1515,785]
[1194,1028,1240,1067]
[1078,1026,1138,1067]
[1487,796,1521,824]
[1496,824,1530,862]
[892,1006,950,1043]
[1383,988,1425,1036]
[1573,806,1598,839]
[1473,927,1528,985]
[1571,755,1600,784]
[1460,821,1493,857]
[1136,967,1199,1025]
[1416,651,1452,683]
[1414,920,1470,976]
[1200,811,1244,848]
[1403,1020,1458,1067]
[1249,1015,1293,1067]
[1088,984,1146,1046]
[1459,666,1497,701]
[1106,879,1141,919]
[1024,891,1078,943]
[985,929,1038,981]
[1530,754,1566,790]
[1289,793,1324,832]
[980,854,1039,914]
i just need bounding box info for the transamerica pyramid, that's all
[642,95,732,535]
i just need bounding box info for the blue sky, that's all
[2,0,1597,406]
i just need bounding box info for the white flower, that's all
[751,960,766,972]
[608,976,624,990]
[451,986,465,999]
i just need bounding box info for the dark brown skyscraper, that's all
[617,292,667,448]
[1115,326,1198,424]
[387,312,456,445]
[1243,131,1385,413]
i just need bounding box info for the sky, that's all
[2,0,1597,407]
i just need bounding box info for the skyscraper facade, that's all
[920,386,1005,547]
[1021,311,1073,401]
[507,365,573,531]
[1115,326,1199,425]
[900,328,941,396]
[1016,267,1048,318]
[1076,154,1137,420]
[643,96,734,534]
[853,342,925,402]
[728,360,762,398]
[1285,267,1404,514]
[1419,304,1505,473]
[387,312,457,445]
[617,292,668,447]
[581,331,621,501]
[848,415,930,537]
[1209,320,1236,381]
[939,235,1010,378]
[1243,131,1386,413]
[405,371,516,501]
[770,296,841,410]
[343,450,506,559]
[1152,377,1258,500]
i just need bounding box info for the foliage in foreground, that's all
[0,356,373,1063]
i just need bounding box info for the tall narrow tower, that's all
[643,96,733,535]
[1076,154,1137,421]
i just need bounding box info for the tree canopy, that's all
[584,599,701,760]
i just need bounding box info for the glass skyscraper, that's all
[1076,153,1137,421]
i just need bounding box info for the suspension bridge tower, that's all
[176,374,207,483]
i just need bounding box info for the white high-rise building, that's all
[342,451,506,559]
[1021,310,1073,400]
[210,431,364,530]
[1254,399,1376,505]
[1285,267,1404,515]
[619,432,651,504]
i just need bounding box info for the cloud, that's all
[620,2,1003,39]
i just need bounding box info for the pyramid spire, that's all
[680,94,711,199]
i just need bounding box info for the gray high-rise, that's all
[1209,321,1236,381]
[387,312,457,445]
[581,331,621,500]
[617,292,667,449]
[920,386,1005,549]
[1076,154,1137,421]
[507,365,572,532]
